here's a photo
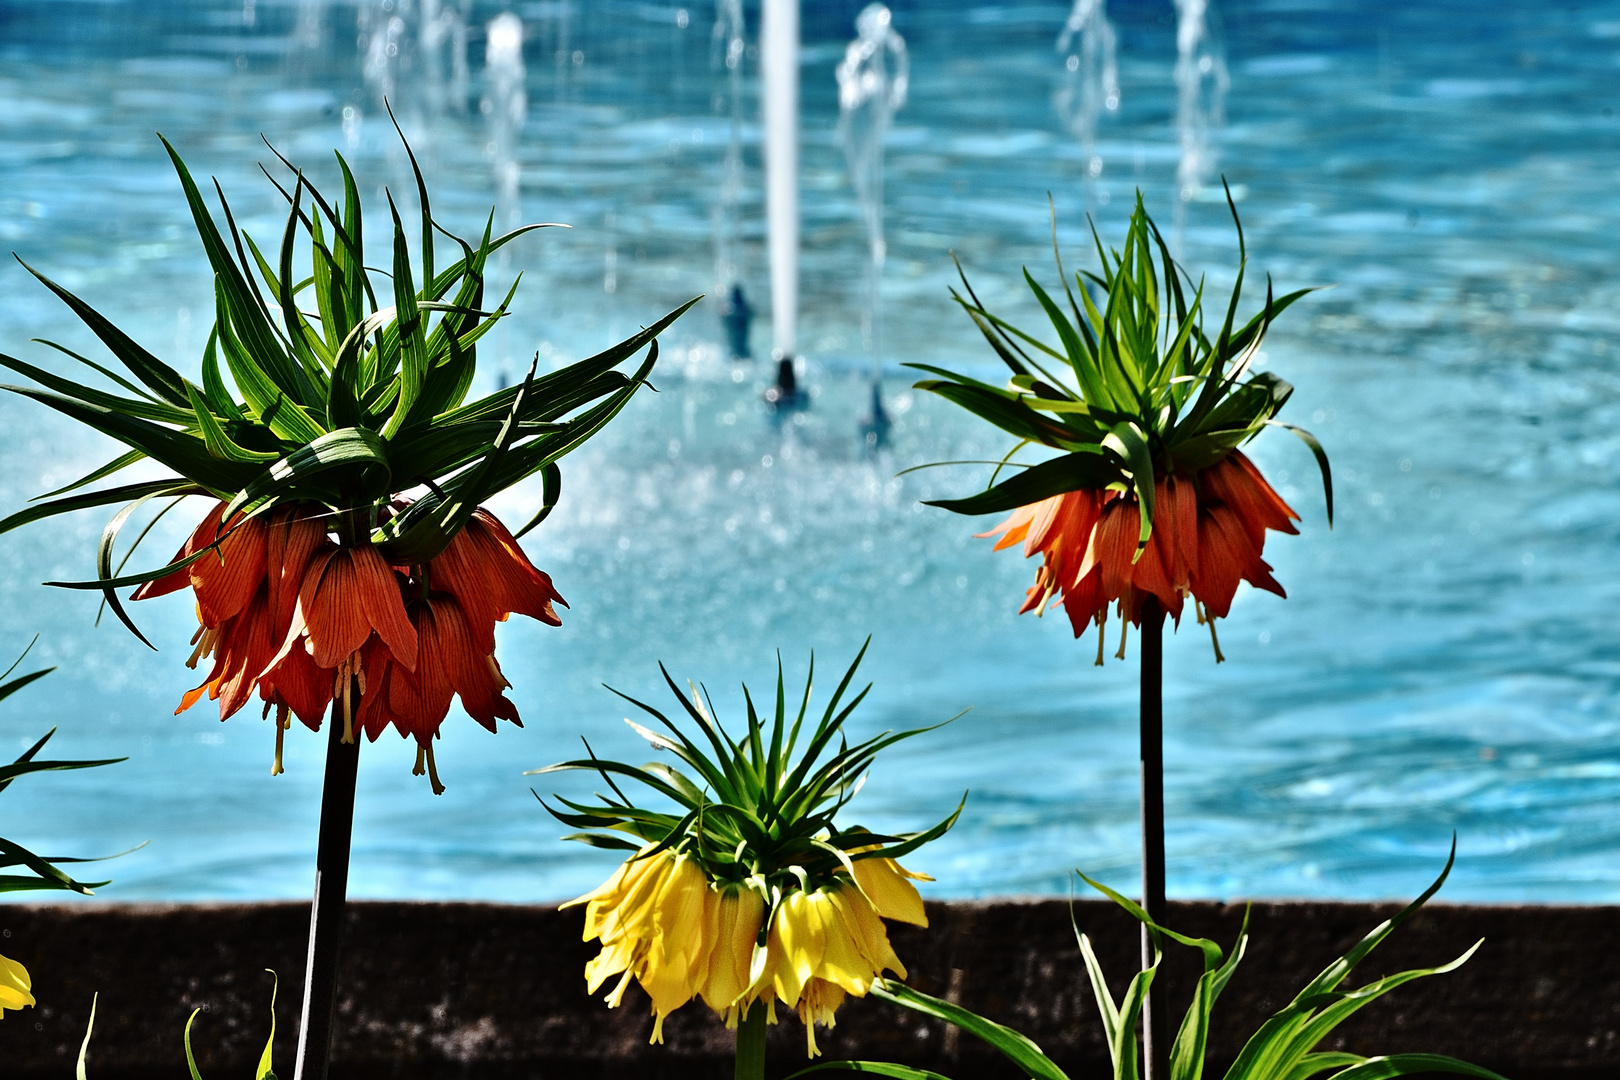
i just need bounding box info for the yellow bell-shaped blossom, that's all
[565,845,714,1043]
[851,854,932,927]
[695,884,766,1023]
[748,879,916,1057]
[0,952,35,1017]
[571,849,931,1055]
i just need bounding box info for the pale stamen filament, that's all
[424,741,445,795]
[271,703,290,776]
[186,626,220,670]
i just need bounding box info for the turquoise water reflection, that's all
[0,0,1617,903]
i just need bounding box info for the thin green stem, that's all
[734,1001,769,1080]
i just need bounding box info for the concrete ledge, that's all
[0,899,1611,1078]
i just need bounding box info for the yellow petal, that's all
[0,953,34,1017]
[768,891,825,1008]
[813,890,879,996]
[699,886,764,1012]
[851,857,928,926]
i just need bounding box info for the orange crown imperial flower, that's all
[913,191,1332,660]
[0,129,694,789]
[536,644,961,1056]
[137,497,563,790]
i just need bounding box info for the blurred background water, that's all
[0,0,1617,905]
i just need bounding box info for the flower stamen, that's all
[272,703,289,777]
[423,740,445,795]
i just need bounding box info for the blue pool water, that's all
[0,0,1618,905]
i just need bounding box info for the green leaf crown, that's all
[0,121,696,640]
[913,188,1332,549]
[531,641,962,901]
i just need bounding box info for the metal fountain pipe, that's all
[762,0,799,366]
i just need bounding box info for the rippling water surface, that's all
[0,0,1617,904]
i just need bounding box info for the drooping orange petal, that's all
[133,502,226,602]
[350,546,417,669]
[1203,452,1298,551]
[1243,556,1287,599]
[1060,566,1107,636]
[434,597,521,733]
[1129,517,1178,620]
[1020,496,1064,557]
[978,503,1036,551]
[192,513,269,628]
[1190,506,1254,619]
[300,547,417,672]
[265,506,331,638]
[353,640,396,742]
[299,550,367,669]
[211,586,279,720]
[1094,499,1140,602]
[259,604,334,731]
[431,509,566,653]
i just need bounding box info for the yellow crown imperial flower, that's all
[0,953,34,1018]
[535,642,961,1060]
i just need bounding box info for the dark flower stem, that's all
[735,1000,769,1080]
[1139,598,1167,1080]
[294,690,362,1080]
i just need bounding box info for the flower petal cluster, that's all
[136,502,563,787]
[567,845,928,1055]
[984,450,1298,659]
[0,953,33,1017]
[912,195,1330,661]
[540,645,958,1056]
[0,132,693,778]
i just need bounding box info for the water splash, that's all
[1054,0,1119,201]
[483,12,527,237]
[360,2,406,112]
[420,0,471,118]
[1172,0,1230,245]
[837,3,907,445]
[291,0,325,53]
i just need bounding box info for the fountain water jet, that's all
[837,3,906,448]
[1172,0,1229,250]
[484,12,527,238]
[761,0,801,409]
[1054,0,1119,205]
[712,0,752,360]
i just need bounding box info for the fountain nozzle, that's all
[764,354,804,412]
[858,378,891,450]
[721,283,753,360]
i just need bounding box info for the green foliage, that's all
[819,843,1506,1080]
[75,972,279,1079]
[0,122,696,642]
[528,640,962,899]
[0,640,127,895]
[913,188,1331,550]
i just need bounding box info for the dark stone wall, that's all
[0,898,1612,1079]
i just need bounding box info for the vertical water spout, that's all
[1055,0,1119,203]
[712,0,752,359]
[837,3,906,447]
[484,12,527,237]
[1172,0,1229,249]
[360,1,407,110]
[761,0,799,402]
[420,0,470,117]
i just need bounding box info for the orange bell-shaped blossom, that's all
[983,451,1298,661]
[354,593,521,793]
[429,508,566,653]
[134,496,561,786]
